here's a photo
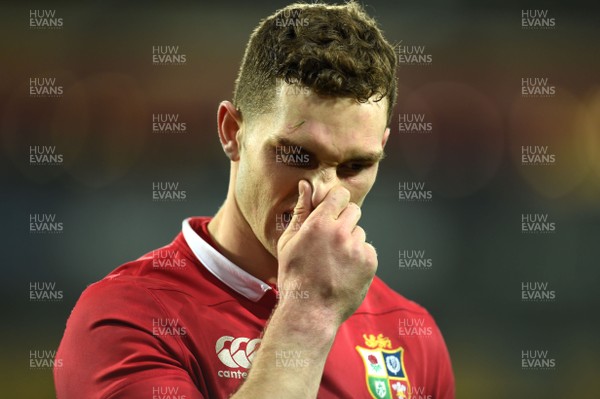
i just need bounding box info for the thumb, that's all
[290,180,312,229]
[279,180,312,244]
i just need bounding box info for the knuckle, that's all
[352,226,366,244]
[306,215,326,232]
[341,187,351,201]
[333,186,350,201]
[333,228,347,243]
[349,243,363,259]
[293,204,305,213]
[364,243,378,262]
[348,202,361,217]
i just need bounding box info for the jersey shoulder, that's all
[358,276,431,318]
[70,272,180,329]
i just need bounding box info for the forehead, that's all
[262,85,388,156]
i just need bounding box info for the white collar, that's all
[181,218,272,302]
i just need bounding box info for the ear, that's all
[381,127,390,148]
[217,101,243,161]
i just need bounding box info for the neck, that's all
[208,193,279,285]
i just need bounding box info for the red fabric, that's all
[55,217,454,399]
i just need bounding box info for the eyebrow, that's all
[273,137,385,164]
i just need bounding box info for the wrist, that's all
[271,300,340,342]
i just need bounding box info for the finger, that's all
[337,202,362,233]
[280,180,312,243]
[311,185,350,220]
[364,242,378,268]
[351,225,366,243]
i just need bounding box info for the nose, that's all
[308,167,342,208]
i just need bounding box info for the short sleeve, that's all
[54,278,204,399]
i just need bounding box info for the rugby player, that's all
[55,2,454,398]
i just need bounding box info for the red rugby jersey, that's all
[54,217,454,399]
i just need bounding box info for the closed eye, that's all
[337,162,374,177]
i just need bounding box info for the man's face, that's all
[234,83,390,257]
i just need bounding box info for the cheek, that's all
[237,150,295,216]
[348,167,379,204]
[235,152,266,218]
[263,149,303,195]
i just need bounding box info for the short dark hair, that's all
[233,1,398,125]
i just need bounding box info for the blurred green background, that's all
[1,1,599,397]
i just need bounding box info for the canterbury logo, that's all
[215,336,261,369]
